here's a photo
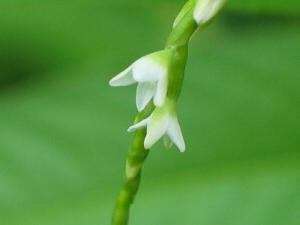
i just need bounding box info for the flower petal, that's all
[132,54,167,83]
[136,82,156,112]
[167,115,186,152]
[109,65,135,87]
[193,0,225,25]
[127,117,149,132]
[144,110,169,149]
[153,74,168,107]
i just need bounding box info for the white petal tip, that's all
[136,104,147,112]
[144,143,151,150]
[127,118,149,133]
[127,127,134,133]
[109,78,118,87]
[193,0,225,25]
[137,107,143,112]
[144,134,157,150]
[178,145,186,153]
[175,138,186,152]
[144,139,154,150]
[137,98,152,112]
[166,115,186,153]
[108,66,135,87]
[136,103,143,112]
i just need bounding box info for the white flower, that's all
[109,50,172,112]
[193,0,225,25]
[128,100,186,152]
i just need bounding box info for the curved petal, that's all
[109,65,135,87]
[153,74,168,107]
[136,82,156,112]
[127,117,149,132]
[144,110,169,149]
[166,115,186,152]
[132,55,167,83]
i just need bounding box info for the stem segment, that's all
[112,105,154,225]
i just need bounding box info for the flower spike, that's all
[110,1,227,223]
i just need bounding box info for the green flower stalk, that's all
[109,0,226,224]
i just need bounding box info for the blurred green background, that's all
[0,1,299,225]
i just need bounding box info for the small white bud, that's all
[193,0,225,25]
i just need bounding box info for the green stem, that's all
[166,1,198,48]
[165,3,198,101]
[112,104,154,225]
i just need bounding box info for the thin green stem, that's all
[111,104,154,225]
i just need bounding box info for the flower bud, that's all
[193,0,226,25]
